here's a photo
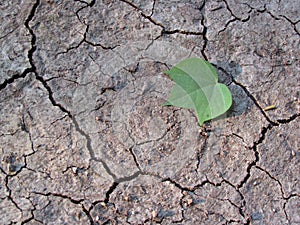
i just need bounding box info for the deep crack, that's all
[104,182,119,204]
[82,204,95,225]
[0,0,40,91]
[35,75,72,117]
[277,113,299,124]
[200,16,208,61]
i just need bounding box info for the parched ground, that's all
[0,0,299,224]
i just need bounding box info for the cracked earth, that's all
[0,0,299,224]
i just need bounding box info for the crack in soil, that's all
[200,15,208,61]
[75,0,96,21]
[277,113,300,124]
[31,191,95,225]
[215,64,279,125]
[255,166,290,221]
[267,11,300,36]
[56,24,119,56]
[283,195,300,224]
[71,115,121,183]
[217,0,250,35]
[237,124,271,189]
[0,0,39,91]
[4,176,23,216]
[0,1,44,217]
[120,0,205,36]
[21,0,142,191]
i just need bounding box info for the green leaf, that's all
[163,58,232,126]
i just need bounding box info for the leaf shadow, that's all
[212,61,254,121]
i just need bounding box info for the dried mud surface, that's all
[0,0,299,224]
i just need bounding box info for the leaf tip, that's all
[164,69,171,77]
[162,101,171,107]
